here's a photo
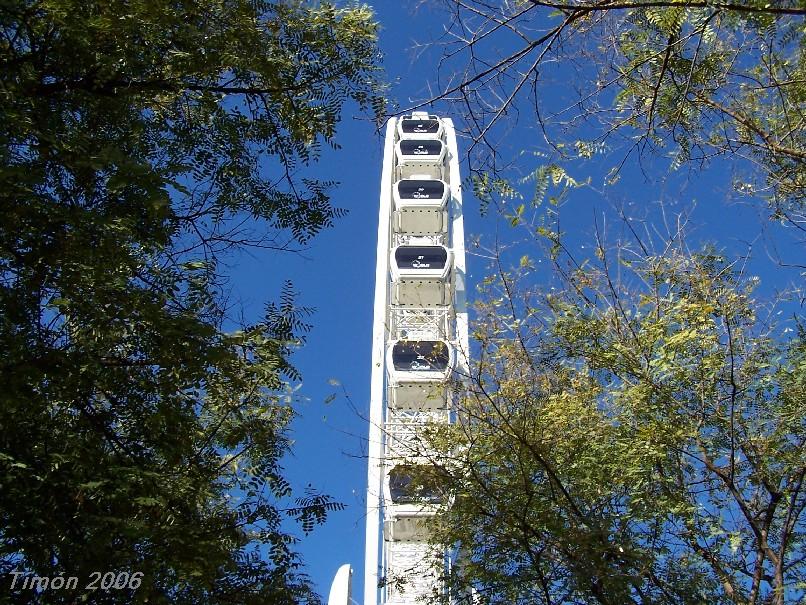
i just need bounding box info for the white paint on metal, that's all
[364,118,397,605]
[444,119,470,375]
[328,564,353,605]
[360,115,468,605]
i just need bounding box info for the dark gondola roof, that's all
[394,246,448,271]
[396,179,445,201]
[389,465,443,504]
[399,118,441,135]
[399,140,443,157]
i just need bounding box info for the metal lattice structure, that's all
[326,113,468,605]
[360,114,470,605]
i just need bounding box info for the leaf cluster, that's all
[427,246,805,605]
[0,0,384,602]
[429,0,805,224]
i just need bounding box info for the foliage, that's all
[0,0,383,602]
[423,240,806,604]
[611,1,806,221]
[429,0,805,224]
[397,2,806,603]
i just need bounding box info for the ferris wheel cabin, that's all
[354,113,469,605]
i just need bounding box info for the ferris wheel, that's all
[328,113,469,605]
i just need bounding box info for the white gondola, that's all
[390,245,452,281]
[386,340,454,384]
[393,178,449,243]
[383,513,431,542]
[395,139,446,179]
[388,383,449,410]
[396,112,444,140]
[394,177,449,210]
[392,278,449,308]
[392,210,449,246]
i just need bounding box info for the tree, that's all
[420,233,805,604]
[0,0,383,602]
[422,0,805,226]
[382,2,806,603]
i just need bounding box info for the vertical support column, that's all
[444,119,470,376]
[364,118,397,605]
[445,118,470,605]
[367,113,466,605]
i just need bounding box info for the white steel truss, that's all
[328,113,468,605]
[360,113,470,605]
[382,541,443,605]
[392,230,447,247]
[390,306,452,341]
[384,407,450,462]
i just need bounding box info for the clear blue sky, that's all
[228,3,804,601]
[229,5,483,599]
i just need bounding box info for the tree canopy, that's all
[423,240,805,604]
[426,0,805,225]
[389,2,806,604]
[0,0,383,602]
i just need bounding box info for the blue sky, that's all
[271,5,464,597]
[229,4,482,599]
[228,2,805,600]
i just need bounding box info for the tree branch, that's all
[525,0,806,17]
[695,93,806,161]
